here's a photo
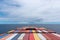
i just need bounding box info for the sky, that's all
[0,0,60,24]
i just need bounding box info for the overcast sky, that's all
[0,0,60,24]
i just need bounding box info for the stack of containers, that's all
[0,27,60,40]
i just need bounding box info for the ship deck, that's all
[0,27,60,40]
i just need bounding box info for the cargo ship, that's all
[0,27,60,40]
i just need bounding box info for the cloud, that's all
[0,0,60,24]
[0,11,9,17]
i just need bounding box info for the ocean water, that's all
[0,24,60,34]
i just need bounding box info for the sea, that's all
[0,24,60,34]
